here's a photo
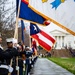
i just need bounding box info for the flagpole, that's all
[29,23,31,48]
[14,0,21,40]
[14,0,21,75]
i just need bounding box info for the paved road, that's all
[30,58,74,75]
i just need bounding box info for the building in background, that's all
[50,29,75,49]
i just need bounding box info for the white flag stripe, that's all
[37,33,53,47]
[40,28,55,40]
[43,31,55,40]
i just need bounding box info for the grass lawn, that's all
[47,57,75,75]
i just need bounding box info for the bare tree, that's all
[0,0,16,46]
[0,0,16,29]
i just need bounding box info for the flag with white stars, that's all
[30,23,56,52]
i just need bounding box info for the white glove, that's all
[8,66,13,73]
[16,66,19,71]
[30,60,31,64]
[29,57,32,59]
[23,60,26,64]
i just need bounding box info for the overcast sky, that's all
[39,22,68,33]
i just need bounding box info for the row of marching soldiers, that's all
[0,36,38,75]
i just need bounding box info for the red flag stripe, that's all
[31,34,53,51]
[40,30,56,43]
[39,38,52,51]
[22,0,29,4]
[36,33,53,47]
[32,35,52,51]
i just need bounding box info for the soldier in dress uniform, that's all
[0,37,18,75]
[5,38,19,75]
[24,46,33,75]
[5,38,26,75]
[18,42,25,75]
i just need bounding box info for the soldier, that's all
[0,36,3,49]
[18,42,25,75]
[0,37,17,75]
[5,38,26,75]
[5,38,19,75]
[24,46,33,75]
